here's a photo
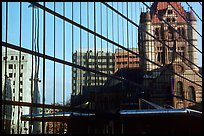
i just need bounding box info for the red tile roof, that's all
[150,2,187,23]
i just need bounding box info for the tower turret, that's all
[144,11,156,71]
[187,10,198,71]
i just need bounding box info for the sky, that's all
[2,2,202,105]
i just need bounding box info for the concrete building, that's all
[2,48,40,134]
[2,76,12,134]
[114,48,140,73]
[72,50,114,96]
[138,2,202,108]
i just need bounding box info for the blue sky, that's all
[2,2,202,105]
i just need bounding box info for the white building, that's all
[2,48,40,134]
[2,76,12,134]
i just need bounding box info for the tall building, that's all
[138,2,202,108]
[2,76,12,134]
[2,48,41,134]
[72,50,114,96]
[114,48,140,73]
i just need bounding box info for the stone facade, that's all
[139,2,198,71]
[139,2,202,109]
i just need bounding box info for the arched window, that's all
[188,86,196,101]
[155,28,160,38]
[182,27,186,38]
[176,81,183,98]
[177,27,182,38]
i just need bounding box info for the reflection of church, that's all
[138,2,202,109]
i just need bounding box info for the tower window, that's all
[182,28,186,37]
[188,86,196,101]
[157,52,161,62]
[176,81,184,98]
[178,27,183,38]
[155,28,160,38]
[167,18,171,22]
[168,10,173,14]
[11,56,14,60]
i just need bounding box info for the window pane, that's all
[9,64,13,69]
[188,86,195,101]
[176,81,183,98]
[9,73,13,78]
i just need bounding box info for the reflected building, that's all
[2,48,41,134]
[114,48,140,73]
[2,76,12,134]
[139,2,199,71]
[72,50,115,96]
[139,2,202,109]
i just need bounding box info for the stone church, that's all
[138,2,202,109]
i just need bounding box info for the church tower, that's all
[139,2,202,109]
[139,2,199,71]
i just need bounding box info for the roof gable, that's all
[150,2,187,23]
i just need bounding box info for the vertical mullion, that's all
[87,2,90,87]
[3,2,8,133]
[131,3,133,58]
[135,2,138,67]
[117,2,119,73]
[94,2,97,88]
[127,2,129,69]
[71,2,74,95]
[80,2,82,114]
[17,2,22,134]
[53,2,56,134]
[132,2,134,101]
[29,4,34,134]
[135,2,137,90]
[42,2,46,134]
[122,3,125,104]
[126,2,130,105]
[106,3,108,75]
[112,2,114,75]
[62,2,65,134]
[100,3,103,85]
[117,3,119,45]
[122,3,124,70]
